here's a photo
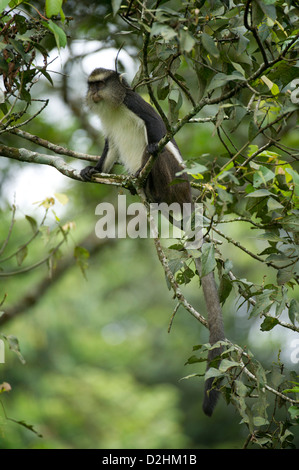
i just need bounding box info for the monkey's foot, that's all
[80,166,100,182]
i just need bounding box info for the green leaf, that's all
[35,66,54,86]
[3,335,26,364]
[277,268,295,285]
[111,0,122,16]
[179,30,195,52]
[248,120,259,141]
[205,367,224,380]
[74,245,90,278]
[176,266,194,285]
[201,243,216,277]
[267,197,284,212]
[253,416,269,426]
[150,23,177,41]
[219,274,233,305]
[201,32,219,58]
[250,290,274,317]
[245,189,273,197]
[8,418,42,438]
[285,168,299,196]
[8,38,28,61]
[260,316,279,331]
[219,359,240,372]
[43,20,67,49]
[168,88,182,111]
[60,8,65,22]
[284,387,299,395]
[261,75,280,95]
[8,0,24,7]
[253,165,275,188]
[271,83,280,96]
[281,215,299,232]
[207,72,246,92]
[185,355,205,365]
[237,34,250,55]
[157,80,169,100]
[234,380,249,398]
[217,187,233,203]
[288,406,299,420]
[16,245,28,266]
[258,1,277,21]
[45,0,63,17]
[25,215,38,233]
[270,369,285,388]
[257,232,284,241]
[231,61,245,76]
[186,163,208,177]
[289,299,299,325]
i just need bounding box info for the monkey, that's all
[81,68,191,207]
[80,67,225,416]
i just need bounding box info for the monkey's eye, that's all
[93,80,105,88]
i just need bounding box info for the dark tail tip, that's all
[202,378,220,417]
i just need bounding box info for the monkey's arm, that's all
[81,139,116,181]
[124,90,183,178]
[124,90,166,149]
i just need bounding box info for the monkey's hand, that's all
[80,165,101,182]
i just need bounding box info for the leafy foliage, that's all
[113,0,299,447]
[0,0,67,128]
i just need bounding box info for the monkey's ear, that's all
[119,73,130,88]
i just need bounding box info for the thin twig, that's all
[0,209,48,263]
[0,240,64,277]
[0,202,16,258]
[211,223,297,271]
[244,0,269,66]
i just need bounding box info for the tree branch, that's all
[244,0,269,66]
[9,128,100,162]
[0,144,130,188]
[0,144,83,181]
[211,223,298,272]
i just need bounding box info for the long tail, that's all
[195,259,225,416]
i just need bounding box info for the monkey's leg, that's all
[81,139,119,182]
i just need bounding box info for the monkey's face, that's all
[88,80,105,103]
[87,68,126,108]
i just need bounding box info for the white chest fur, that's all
[95,102,148,174]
